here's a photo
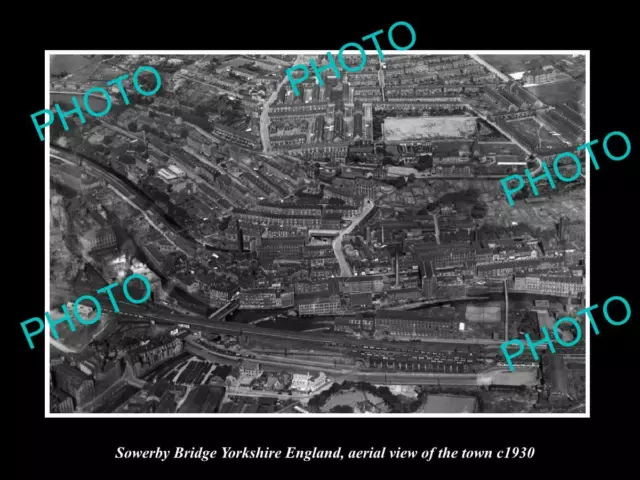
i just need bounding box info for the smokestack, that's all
[366,226,371,243]
[395,250,400,287]
[236,219,244,252]
[504,279,509,343]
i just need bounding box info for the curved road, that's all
[50,337,79,354]
[260,55,305,154]
[333,198,375,277]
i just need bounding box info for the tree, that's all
[195,104,209,117]
[329,405,353,413]
[471,203,486,219]
[180,128,189,139]
[415,154,433,171]
[127,121,138,133]
[388,176,406,189]
[455,198,472,213]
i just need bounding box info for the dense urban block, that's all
[47,52,586,415]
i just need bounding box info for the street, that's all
[259,55,305,154]
[431,213,440,244]
[332,198,375,277]
[50,337,79,354]
[468,55,512,83]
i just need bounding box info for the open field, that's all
[535,120,573,150]
[479,55,571,75]
[526,80,585,106]
[476,142,527,156]
[384,117,477,142]
[51,54,96,77]
[87,64,127,82]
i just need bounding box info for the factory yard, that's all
[384,116,478,142]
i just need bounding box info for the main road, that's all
[259,55,305,154]
[468,55,512,83]
[333,198,375,277]
[431,213,440,244]
[50,337,79,354]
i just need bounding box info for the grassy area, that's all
[526,81,585,106]
[479,55,570,75]
[322,389,387,412]
[480,389,538,413]
[506,118,567,151]
[51,54,95,76]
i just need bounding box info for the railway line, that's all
[116,308,486,355]
[347,345,480,374]
[113,305,499,376]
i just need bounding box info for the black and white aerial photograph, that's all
[46,52,587,415]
